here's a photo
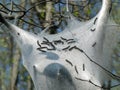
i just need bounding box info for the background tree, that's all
[0,0,120,90]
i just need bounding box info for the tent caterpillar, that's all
[67,41,76,44]
[75,66,79,74]
[94,18,98,24]
[65,59,73,66]
[62,46,70,50]
[83,64,85,71]
[92,42,96,47]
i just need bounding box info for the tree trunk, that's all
[10,0,25,90]
[44,1,52,28]
[27,79,33,90]
[10,47,20,90]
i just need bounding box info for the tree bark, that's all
[27,79,33,90]
[10,0,25,90]
[44,1,52,27]
[10,47,20,90]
